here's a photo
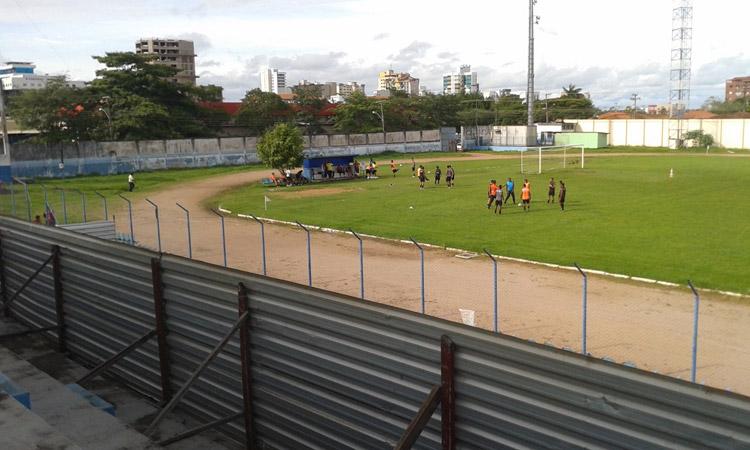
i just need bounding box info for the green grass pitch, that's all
[214,153,750,295]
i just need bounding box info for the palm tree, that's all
[562,84,584,99]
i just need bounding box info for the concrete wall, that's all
[554,132,608,149]
[569,118,750,149]
[8,130,443,179]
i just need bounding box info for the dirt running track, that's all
[114,154,750,395]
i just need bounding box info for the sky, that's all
[1,0,748,110]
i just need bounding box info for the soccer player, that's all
[434,166,441,185]
[505,178,515,204]
[487,180,499,209]
[446,165,454,188]
[417,165,427,189]
[494,184,504,214]
[391,160,398,177]
[558,180,566,212]
[547,177,556,203]
[411,158,416,177]
[522,182,531,212]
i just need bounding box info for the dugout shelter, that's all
[303,155,358,180]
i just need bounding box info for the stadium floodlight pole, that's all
[145,198,161,253]
[72,188,86,223]
[176,203,192,259]
[372,101,386,152]
[249,214,266,276]
[687,280,699,383]
[574,263,587,355]
[527,0,539,127]
[93,190,108,221]
[296,221,312,287]
[210,208,227,267]
[409,237,425,315]
[484,249,499,333]
[117,194,134,245]
[349,228,365,299]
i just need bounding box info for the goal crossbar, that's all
[520,145,585,174]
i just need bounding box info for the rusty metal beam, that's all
[441,335,456,450]
[156,412,244,447]
[145,310,250,436]
[52,246,66,352]
[0,236,9,318]
[0,252,54,314]
[394,385,442,450]
[77,329,157,385]
[151,258,173,403]
[238,282,255,449]
[0,325,61,341]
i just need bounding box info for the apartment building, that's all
[260,68,286,94]
[725,76,750,103]
[0,62,86,96]
[378,70,419,94]
[135,39,197,85]
[443,65,478,94]
[337,81,365,96]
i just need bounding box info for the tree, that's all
[683,130,715,148]
[562,84,584,99]
[257,123,304,172]
[235,89,291,136]
[331,91,380,133]
[293,85,327,135]
[9,77,102,143]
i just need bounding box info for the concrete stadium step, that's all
[0,391,84,450]
[0,317,240,450]
[0,346,160,450]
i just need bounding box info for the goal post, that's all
[520,145,585,174]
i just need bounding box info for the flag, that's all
[264,195,271,211]
[264,196,271,202]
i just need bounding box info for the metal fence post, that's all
[117,194,134,245]
[13,178,30,222]
[210,209,227,267]
[484,249,498,333]
[409,237,425,314]
[349,228,364,299]
[10,180,15,218]
[296,221,312,287]
[151,258,173,403]
[41,184,48,210]
[72,188,86,223]
[688,280,699,383]
[250,214,266,276]
[52,245,66,353]
[146,198,161,253]
[237,282,255,446]
[176,203,192,259]
[574,263,587,355]
[93,190,108,221]
[56,187,67,225]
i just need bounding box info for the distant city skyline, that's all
[2,0,749,108]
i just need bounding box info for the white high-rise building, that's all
[260,68,286,94]
[443,65,478,95]
[0,62,86,96]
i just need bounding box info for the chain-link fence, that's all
[2,184,748,396]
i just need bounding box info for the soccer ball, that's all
[427,171,431,174]
[409,206,414,210]
[518,203,522,207]
[400,163,403,166]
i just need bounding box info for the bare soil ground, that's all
[115,153,750,396]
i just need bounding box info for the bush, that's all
[683,130,715,148]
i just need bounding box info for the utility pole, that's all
[544,93,550,123]
[0,83,10,157]
[630,93,641,119]
[373,100,386,151]
[527,0,539,127]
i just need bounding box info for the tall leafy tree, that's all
[562,84,584,99]
[257,123,304,172]
[331,91,381,133]
[235,88,291,136]
[293,85,327,135]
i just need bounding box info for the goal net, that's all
[519,145,585,174]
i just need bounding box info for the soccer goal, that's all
[519,145,585,174]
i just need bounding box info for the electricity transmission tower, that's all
[669,0,693,148]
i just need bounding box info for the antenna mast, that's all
[669,0,693,148]
[527,0,538,127]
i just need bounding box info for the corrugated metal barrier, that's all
[1,216,749,449]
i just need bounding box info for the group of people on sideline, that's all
[486,177,566,214]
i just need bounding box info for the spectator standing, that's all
[128,172,135,192]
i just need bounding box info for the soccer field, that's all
[214,153,750,295]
